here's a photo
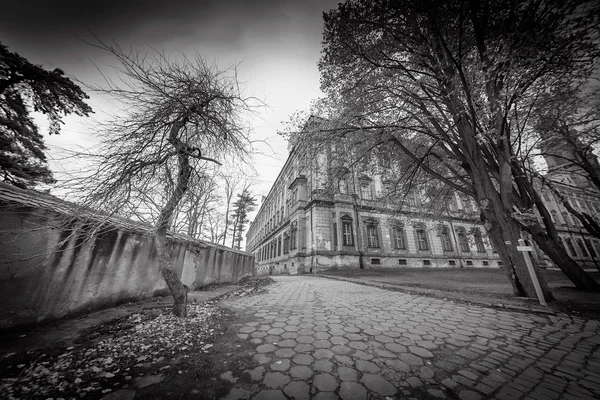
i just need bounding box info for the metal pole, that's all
[517,239,547,306]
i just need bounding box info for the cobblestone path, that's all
[220,276,600,400]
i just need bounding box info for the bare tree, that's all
[70,41,259,317]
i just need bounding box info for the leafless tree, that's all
[69,41,261,317]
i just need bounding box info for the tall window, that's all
[473,229,486,253]
[392,225,406,249]
[585,239,597,258]
[577,239,589,257]
[277,237,282,256]
[290,225,297,250]
[457,228,470,252]
[415,228,429,250]
[360,182,373,200]
[562,212,571,226]
[341,216,354,246]
[283,234,290,254]
[367,224,379,247]
[339,178,349,194]
[565,238,577,257]
[439,225,453,251]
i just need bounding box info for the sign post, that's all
[516,239,547,306]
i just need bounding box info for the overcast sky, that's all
[1,0,341,204]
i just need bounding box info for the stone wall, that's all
[0,184,254,330]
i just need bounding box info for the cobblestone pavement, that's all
[220,276,600,400]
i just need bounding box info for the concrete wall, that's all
[0,185,254,330]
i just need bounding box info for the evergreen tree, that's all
[230,190,258,250]
[0,42,92,188]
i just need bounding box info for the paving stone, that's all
[361,374,396,396]
[427,389,448,398]
[263,372,290,389]
[313,339,332,348]
[253,390,287,400]
[290,365,312,380]
[254,354,271,365]
[239,326,256,334]
[133,374,164,388]
[246,365,265,381]
[386,359,411,372]
[345,333,363,341]
[250,338,262,344]
[293,353,314,366]
[355,359,380,373]
[313,373,339,392]
[313,392,338,400]
[294,343,314,353]
[349,341,369,350]
[332,345,352,355]
[335,355,355,366]
[270,359,291,371]
[337,366,359,381]
[409,345,434,358]
[283,381,310,400]
[314,348,335,359]
[339,381,368,400]
[268,328,285,335]
[220,371,238,383]
[314,359,334,372]
[277,339,297,348]
[405,376,423,387]
[257,344,277,353]
[264,335,281,343]
[275,348,295,358]
[385,342,407,353]
[419,366,435,379]
[353,350,374,360]
[330,336,349,345]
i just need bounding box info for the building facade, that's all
[246,142,504,275]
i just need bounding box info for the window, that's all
[473,228,486,253]
[415,229,429,250]
[341,216,354,246]
[290,225,297,250]
[338,178,349,194]
[398,259,407,265]
[562,212,571,226]
[392,225,406,249]
[466,260,473,266]
[283,234,290,254]
[423,259,431,266]
[565,238,577,257]
[439,225,453,251]
[483,260,489,266]
[498,261,503,266]
[367,224,379,247]
[371,258,381,265]
[457,229,470,252]
[277,237,282,257]
[449,260,456,266]
[360,182,373,200]
[585,239,597,258]
[576,239,589,257]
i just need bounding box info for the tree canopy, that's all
[313,0,600,295]
[0,42,92,188]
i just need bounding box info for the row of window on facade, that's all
[542,190,600,215]
[255,225,298,262]
[557,236,600,260]
[339,216,487,253]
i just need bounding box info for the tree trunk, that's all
[484,207,555,302]
[154,120,192,317]
[154,232,189,317]
[530,231,600,292]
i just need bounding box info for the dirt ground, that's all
[0,276,274,400]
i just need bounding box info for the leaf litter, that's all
[0,276,273,400]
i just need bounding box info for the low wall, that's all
[0,184,254,330]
